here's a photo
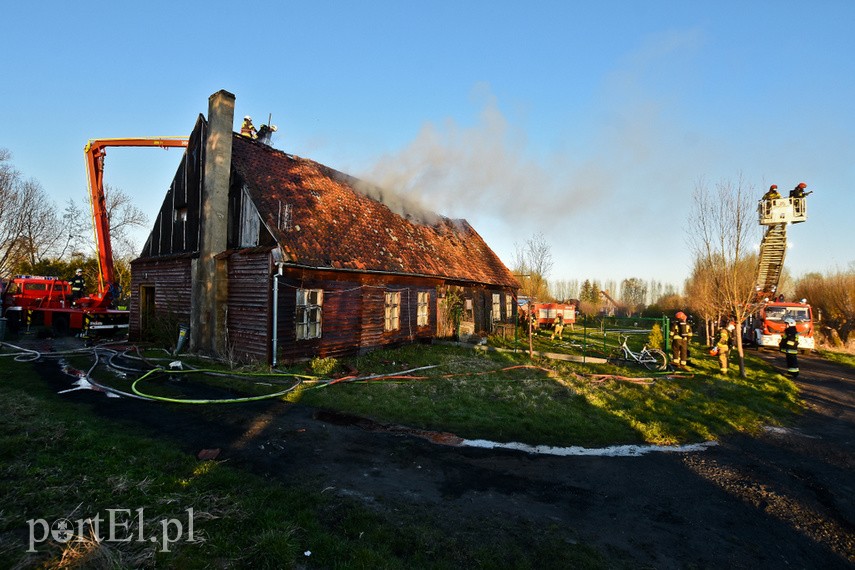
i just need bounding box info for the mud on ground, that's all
[22,339,855,568]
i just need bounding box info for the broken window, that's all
[464,298,474,322]
[385,291,401,331]
[492,293,501,323]
[417,291,429,326]
[296,288,323,340]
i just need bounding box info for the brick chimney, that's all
[190,89,235,355]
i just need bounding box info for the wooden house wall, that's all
[139,118,205,258]
[225,250,272,362]
[129,256,194,340]
[275,269,438,362]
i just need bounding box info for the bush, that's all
[648,323,665,349]
[310,356,339,376]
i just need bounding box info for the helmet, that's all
[709,347,719,356]
[769,184,778,190]
[270,125,278,132]
[798,182,807,189]
[244,115,252,121]
[727,322,736,331]
[675,311,687,321]
[75,268,83,274]
[785,318,796,326]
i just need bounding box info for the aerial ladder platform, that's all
[755,196,807,299]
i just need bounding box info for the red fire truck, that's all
[1,137,188,337]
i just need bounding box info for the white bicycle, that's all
[607,335,669,371]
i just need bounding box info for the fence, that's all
[493,313,671,362]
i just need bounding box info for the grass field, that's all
[0,338,805,568]
[299,342,803,446]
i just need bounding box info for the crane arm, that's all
[83,137,189,305]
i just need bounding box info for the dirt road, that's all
[37,344,855,568]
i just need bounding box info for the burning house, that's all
[130,90,519,364]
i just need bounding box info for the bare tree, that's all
[102,184,149,258]
[686,175,757,377]
[512,232,553,301]
[619,277,648,315]
[74,184,149,259]
[685,256,725,345]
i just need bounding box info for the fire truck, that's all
[525,302,577,328]
[1,137,188,337]
[743,188,815,352]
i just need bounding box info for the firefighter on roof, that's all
[670,311,692,368]
[240,115,258,139]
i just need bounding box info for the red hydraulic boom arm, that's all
[83,137,189,306]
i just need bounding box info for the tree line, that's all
[0,148,147,304]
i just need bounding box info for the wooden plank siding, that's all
[129,256,194,340]
[273,265,515,362]
[139,116,205,259]
[225,250,272,362]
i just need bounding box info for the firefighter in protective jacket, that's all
[70,269,85,305]
[714,322,735,375]
[670,311,692,368]
[779,318,799,377]
[240,116,258,139]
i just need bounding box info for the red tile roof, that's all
[230,135,519,288]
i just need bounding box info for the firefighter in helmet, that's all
[70,268,85,305]
[713,321,735,375]
[670,311,692,368]
[789,182,809,199]
[762,184,781,201]
[240,115,258,139]
[551,313,564,341]
[779,318,799,377]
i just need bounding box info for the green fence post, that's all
[663,316,670,353]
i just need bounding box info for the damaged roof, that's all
[230,135,519,288]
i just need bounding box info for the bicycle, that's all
[607,334,669,371]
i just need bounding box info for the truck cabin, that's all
[5,276,71,309]
[756,302,813,336]
[758,196,807,226]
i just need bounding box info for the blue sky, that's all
[2,1,853,290]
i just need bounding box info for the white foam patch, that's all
[460,439,717,457]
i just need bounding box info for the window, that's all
[385,291,401,331]
[505,295,513,322]
[492,293,501,323]
[464,298,474,321]
[417,291,429,326]
[296,289,323,340]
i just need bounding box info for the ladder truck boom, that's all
[747,192,815,351]
[83,137,189,307]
